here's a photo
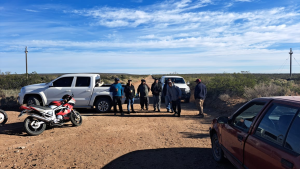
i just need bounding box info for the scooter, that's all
[19,94,82,136]
[0,109,8,126]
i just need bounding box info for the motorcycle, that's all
[0,109,8,126]
[19,94,82,136]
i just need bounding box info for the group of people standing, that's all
[109,77,207,118]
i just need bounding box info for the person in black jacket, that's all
[151,78,162,112]
[194,79,207,118]
[124,80,136,114]
[137,79,150,110]
[163,79,173,112]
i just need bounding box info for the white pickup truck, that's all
[18,74,125,113]
[160,76,191,103]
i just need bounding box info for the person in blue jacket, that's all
[194,79,207,118]
[109,78,124,116]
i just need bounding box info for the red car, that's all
[210,96,300,169]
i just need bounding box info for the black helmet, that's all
[62,94,72,101]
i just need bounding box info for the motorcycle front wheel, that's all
[0,109,8,126]
[70,110,82,126]
[24,117,46,136]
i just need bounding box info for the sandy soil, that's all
[0,76,235,169]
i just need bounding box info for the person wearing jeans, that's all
[163,79,173,113]
[194,79,207,118]
[167,80,182,117]
[151,78,162,112]
[109,78,124,116]
[124,79,136,114]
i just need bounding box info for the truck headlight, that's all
[185,87,190,93]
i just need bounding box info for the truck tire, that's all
[211,133,225,162]
[95,98,111,113]
[26,96,41,106]
[0,109,8,126]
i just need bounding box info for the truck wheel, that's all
[26,96,40,106]
[0,109,8,126]
[211,133,225,162]
[95,98,111,113]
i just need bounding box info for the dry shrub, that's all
[244,83,285,101]
[219,94,230,102]
[0,89,19,109]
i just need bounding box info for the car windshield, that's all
[165,78,185,84]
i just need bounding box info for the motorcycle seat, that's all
[30,105,53,110]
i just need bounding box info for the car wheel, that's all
[0,109,8,126]
[211,133,225,162]
[95,98,111,113]
[26,96,40,106]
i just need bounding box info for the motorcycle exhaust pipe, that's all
[30,114,51,122]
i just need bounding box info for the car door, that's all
[244,101,300,169]
[72,76,93,106]
[220,101,268,168]
[45,77,74,104]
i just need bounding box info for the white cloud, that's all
[24,9,39,12]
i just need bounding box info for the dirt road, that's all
[0,76,234,169]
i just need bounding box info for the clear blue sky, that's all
[0,0,299,74]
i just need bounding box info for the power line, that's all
[277,57,289,73]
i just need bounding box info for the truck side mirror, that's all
[187,82,190,85]
[217,116,229,124]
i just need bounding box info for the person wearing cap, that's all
[163,78,173,113]
[194,79,207,118]
[151,78,162,112]
[109,78,124,115]
[137,79,150,111]
[124,79,136,114]
[167,80,182,117]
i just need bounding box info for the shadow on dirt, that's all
[0,122,72,136]
[0,122,25,135]
[103,147,234,169]
[180,132,210,139]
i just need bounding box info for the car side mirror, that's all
[217,116,229,124]
[49,83,53,87]
[187,82,190,85]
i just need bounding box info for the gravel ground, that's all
[0,76,235,169]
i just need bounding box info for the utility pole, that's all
[25,46,28,79]
[289,48,293,79]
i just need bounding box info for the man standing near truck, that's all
[109,78,124,116]
[163,79,173,113]
[151,78,162,112]
[137,79,150,111]
[124,79,136,114]
[194,79,207,118]
[167,80,182,117]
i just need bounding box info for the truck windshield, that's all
[165,78,185,84]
